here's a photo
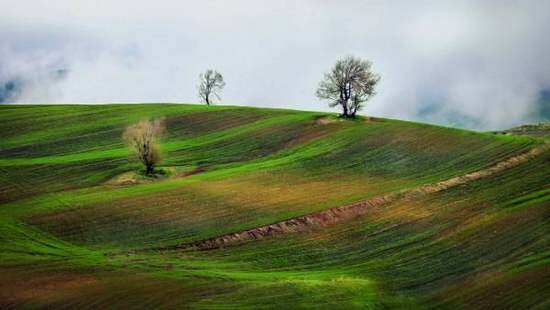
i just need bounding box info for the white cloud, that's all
[1,0,549,129]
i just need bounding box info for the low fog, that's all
[1,0,549,130]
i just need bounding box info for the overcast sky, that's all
[1,0,549,129]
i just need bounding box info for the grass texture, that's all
[0,104,548,308]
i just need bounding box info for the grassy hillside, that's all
[1,104,548,308]
[496,122,550,139]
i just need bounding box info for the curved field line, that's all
[156,143,549,251]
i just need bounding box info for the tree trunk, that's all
[146,164,154,175]
[341,100,348,117]
[350,105,357,118]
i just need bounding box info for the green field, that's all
[1,104,548,308]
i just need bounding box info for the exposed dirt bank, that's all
[156,143,548,251]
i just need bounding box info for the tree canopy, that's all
[316,55,380,118]
[198,69,225,105]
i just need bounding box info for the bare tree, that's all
[198,69,225,105]
[123,119,165,175]
[316,55,380,118]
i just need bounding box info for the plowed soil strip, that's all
[154,143,548,251]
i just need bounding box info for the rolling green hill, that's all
[1,104,548,308]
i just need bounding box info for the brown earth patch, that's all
[363,116,381,123]
[314,116,335,125]
[432,266,550,309]
[164,109,272,137]
[105,166,205,187]
[0,271,97,306]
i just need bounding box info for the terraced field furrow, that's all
[158,142,549,250]
[1,104,548,309]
